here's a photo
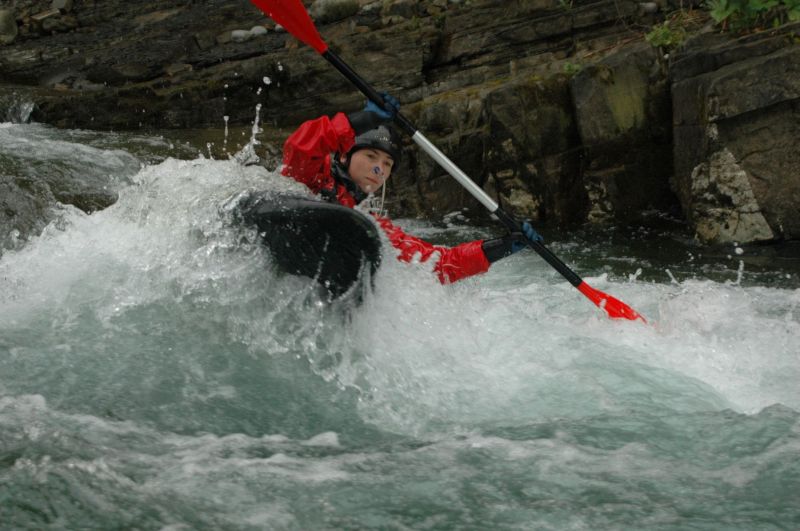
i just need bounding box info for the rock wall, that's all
[671,24,800,243]
[1,0,798,244]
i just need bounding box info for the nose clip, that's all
[371,166,386,179]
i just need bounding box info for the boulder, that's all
[0,176,52,255]
[0,91,35,123]
[309,0,360,25]
[671,25,800,243]
[689,148,774,243]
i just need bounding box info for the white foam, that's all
[2,154,798,444]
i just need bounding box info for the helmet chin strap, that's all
[379,178,387,217]
[371,165,388,217]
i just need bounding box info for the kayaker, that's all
[281,94,542,284]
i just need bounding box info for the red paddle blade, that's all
[251,0,328,54]
[577,281,646,322]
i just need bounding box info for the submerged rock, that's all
[0,175,52,254]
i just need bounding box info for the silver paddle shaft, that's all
[411,131,499,213]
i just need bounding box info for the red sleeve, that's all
[281,113,356,194]
[374,216,490,284]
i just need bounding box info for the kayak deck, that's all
[236,191,382,299]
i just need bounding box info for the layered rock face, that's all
[671,25,800,243]
[1,0,798,245]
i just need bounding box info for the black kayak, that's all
[236,191,382,299]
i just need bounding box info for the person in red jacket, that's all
[281,96,541,284]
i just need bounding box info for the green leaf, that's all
[749,0,779,10]
[707,0,738,22]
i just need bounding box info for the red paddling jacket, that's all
[281,113,491,284]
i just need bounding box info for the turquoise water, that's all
[1,123,799,529]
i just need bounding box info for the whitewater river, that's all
[1,122,799,529]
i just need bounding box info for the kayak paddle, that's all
[250,0,646,322]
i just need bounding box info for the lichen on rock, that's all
[690,148,774,244]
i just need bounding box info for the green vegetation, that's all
[563,61,582,76]
[706,0,800,32]
[645,0,798,51]
[645,19,688,49]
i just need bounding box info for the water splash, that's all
[1,93,35,124]
[231,104,263,166]
[5,101,35,124]
[1,132,799,528]
[223,115,230,154]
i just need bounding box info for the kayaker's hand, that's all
[348,93,399,135]
[347,110,393,136]
[520,221,544,244]
[364,93,400,120]
[482,221,543,264]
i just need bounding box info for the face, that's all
[342,148,394,194]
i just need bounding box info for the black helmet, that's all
[350,123,403,166]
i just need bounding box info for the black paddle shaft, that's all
[494,208,583,287]
[323,50,417,136]
[323,49,584,289]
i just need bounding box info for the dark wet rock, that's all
[0,116,152,253]
[483,74,584,224]
[671,24,800,243]
[52,0,74,12]
[0,168,117,255]
[0,9,18,45]
[0,0,798,245]
[0,90,36,123]
[570,42,675,223]
[310,0,360,25]
[0,175,52,253]
[0,0,649,224]
[381,0,419,21]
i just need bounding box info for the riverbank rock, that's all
[483,74,583,224]
[310,0,361,25]
[0,0,655,227]
[671,24,800,244]
[0,9,18,45]
[570,42,674,223]
[0,0,798,245]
